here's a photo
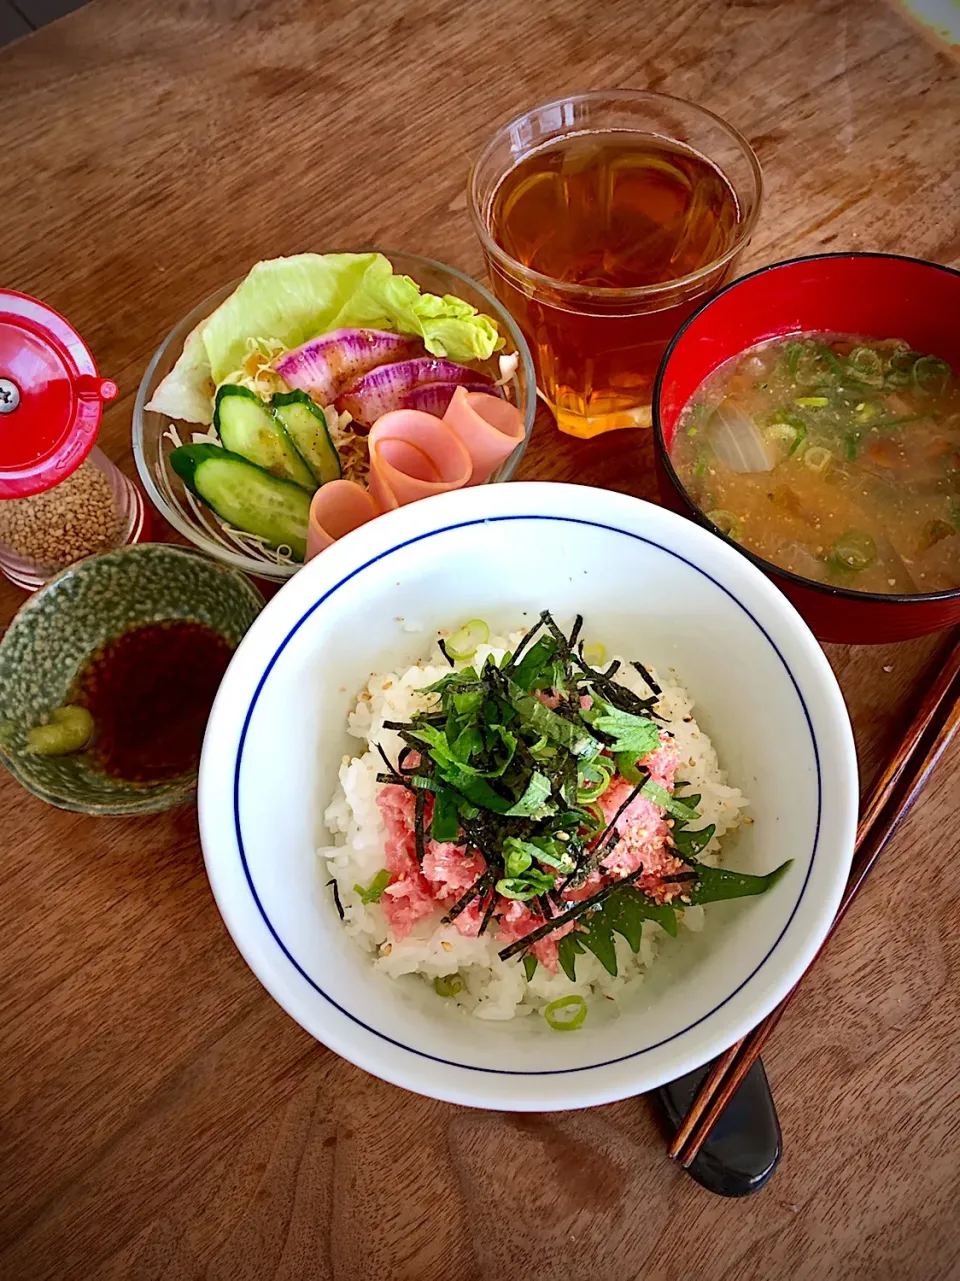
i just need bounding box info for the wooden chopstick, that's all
[668,630,960,1168]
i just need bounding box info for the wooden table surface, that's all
[2,1,959,1277]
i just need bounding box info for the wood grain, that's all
[0,1,958,1278]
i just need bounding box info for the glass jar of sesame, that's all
[0,291,146,590]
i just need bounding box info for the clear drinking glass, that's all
[469,90,762,439]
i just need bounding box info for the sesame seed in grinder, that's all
[0,458,122,571]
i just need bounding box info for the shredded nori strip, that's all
[442,871,492,924]
[498,864,650,961]
[662,870,697,883]
[438,638,455,667]
[478,886,498,935]
[376,772,415,789]
[414,788,427,866]
[631,659,662,696]
[568,613,584,650]
[376,741,403,780]
[327,879,345,920]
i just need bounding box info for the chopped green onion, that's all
[846,347,885,386]
[912,355,951,396]
[694,456,707,478]
[434,974,463,997]
[496,869,555,900]
[784,341,804,378]
[762,422,801,457]
[705,509,743,541]
[544,995,587,1032]
[528,733,557,761]
[445,619,490,660]
[580,802,607,831]
[803,446,833,474]
[354,868,391,904]
[832,530,877,571]
[794,396,828,408]
[577,756,614,803]
[581,641,607,667]
[843,432,859,462]
[503,839,534,877]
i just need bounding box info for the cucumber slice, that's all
[214,385,317,492]
[170,443,311,559]
[272,391,342,485]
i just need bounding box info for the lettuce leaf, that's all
[146,253,503,424]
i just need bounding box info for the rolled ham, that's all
[368,410,473,511]
[306,480,380,561]
[442,386,526,484]
[304,391,526,557]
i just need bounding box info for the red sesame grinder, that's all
[0,290,147,590]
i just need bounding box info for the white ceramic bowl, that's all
[199,482,858,1111]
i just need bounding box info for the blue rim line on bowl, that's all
[132,250,538,580]
[226,512,822,1076]
[652,250,960,607]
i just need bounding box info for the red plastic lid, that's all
[0,290,117,500]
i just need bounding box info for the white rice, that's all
[319,627,747,1022]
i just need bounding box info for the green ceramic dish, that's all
[0,543,263,815]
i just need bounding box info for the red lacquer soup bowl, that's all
[652,253,960,644]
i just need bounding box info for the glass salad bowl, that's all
[133,251,537,582]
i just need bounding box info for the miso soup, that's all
[670,334,960,594]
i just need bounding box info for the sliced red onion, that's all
[401,381,497,418]
[706,400,774,473]
[336,358,494,429]
[274,329,418,402]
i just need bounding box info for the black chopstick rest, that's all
[654,1056,782,1196]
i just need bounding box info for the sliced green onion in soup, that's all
[803,446,834,474]
[794,396,829,408]
[884,347,917,388]
[833,530,877,571]
[544,995,588,1031]
[912,355,951,397]
[846,347,885,387]
[445,618,489,660]
[705,509,744,542]
[763,422,802,458]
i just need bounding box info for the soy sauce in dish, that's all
[70,620,233,781]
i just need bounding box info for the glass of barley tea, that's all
[469,91,762,438]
